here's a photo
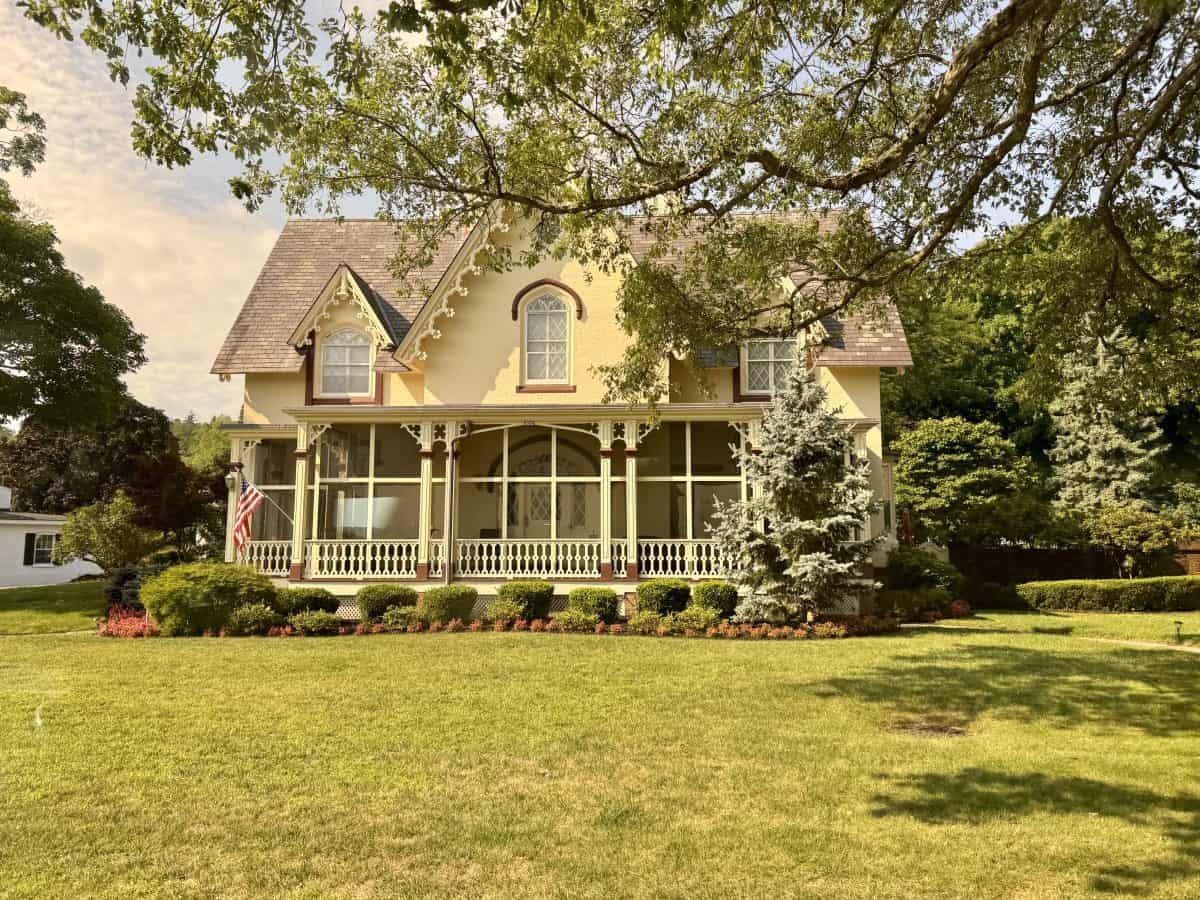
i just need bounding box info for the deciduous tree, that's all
[19,0,1200,398]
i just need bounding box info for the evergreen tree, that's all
[710,340,877,622]
[1048,334,1162,510]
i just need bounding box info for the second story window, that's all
[320,328,372,396]
[743,337,797,395]
[524,295,569,383]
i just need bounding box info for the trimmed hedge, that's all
[692,581,739,617]
[357,584,419,622]
[635,579,691,615]
[1017,576,1200,612]
[568,587,620,623]
[496,581,555,619]
[141,563,276,636]
[275,587,339,616]
[486,597,526,623]
[419,586,478,623]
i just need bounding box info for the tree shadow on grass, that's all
[871,768,1200,894]
[818,642,1200,736]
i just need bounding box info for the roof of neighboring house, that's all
[212,213,910,374]
[0,510,65,525]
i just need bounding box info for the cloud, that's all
[0,5,283,420]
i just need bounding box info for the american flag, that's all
[232,475,266,551]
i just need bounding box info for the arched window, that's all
[320,328,372,396]
[524,295,569,383]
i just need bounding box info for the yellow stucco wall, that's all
[418,224,666,404]
[243,373,304,425]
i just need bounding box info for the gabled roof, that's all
[212,212,910,374]
[212,219,472,374]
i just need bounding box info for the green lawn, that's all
[932,609,1200,645]
[1,629,1198,898]
[0,581,107,634]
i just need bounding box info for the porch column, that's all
[442,420,459,582]
[624,418,639,579]
[224,437,241,563]
[289,424,309,580]
[416,420,434,579]
[598,422,613,578]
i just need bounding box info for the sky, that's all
[0,3,387,421]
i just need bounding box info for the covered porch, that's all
[226,406,817,587]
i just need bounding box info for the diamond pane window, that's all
[745,338,797,395]
[525,295,569,383]
[321,328,372,395]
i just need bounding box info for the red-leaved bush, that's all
[98,605,158,638]
[529,618,546,632]
[446,618,465,633]
[513,619,529,631]
[468,619,484,632]
[406,621,424,633]
[948,599,972,618]
[493,619,508,632]
[609,623,624,635]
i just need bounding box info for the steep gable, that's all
[211,219,472,374]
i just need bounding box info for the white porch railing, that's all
[610,540,629,574]
[239,541,291,577]
[455,539,603,578]
[429,540,446,578]
[637,539,729,579]
[307,539,420,579]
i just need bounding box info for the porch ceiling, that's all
[282,402,778,424]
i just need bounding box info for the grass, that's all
[0,580,107,634]
[1,628,1198,898]
[934,609,1200,645]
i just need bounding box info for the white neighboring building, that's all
[0,486,103,588]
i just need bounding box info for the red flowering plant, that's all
[98,605,159,638]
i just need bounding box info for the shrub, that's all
[358,584,419,622]
[486,596,526,623]
[226,603,282,636]
[609,623,624,635]
[567,587,620,623]
[672,604,721,634]
[594,621,608,634]
[276,587,340,615]
[691,581,739,617]
[446,618,465,633]
[98,605,158,638]
[141,563,276,636]
[947,599,972,618]
[419,586,479,623]
[1016,576,1200,612]
[496,581,555,619]
[381,605,418,630]
[288,610,341,635]
[529,618,547,632]
[406,620,425,634]
[553,608,599,632]
[883,546,965,595]
[468,618,484,632]
[626,611,663,635]
[635,579,691,615]
[811,621,848,639]
[872,586,952,622]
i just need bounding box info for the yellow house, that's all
[212,213,911,595]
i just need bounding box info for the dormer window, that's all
[319,328,373,397]
[524,294,570,383]
[741,337,796,396]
